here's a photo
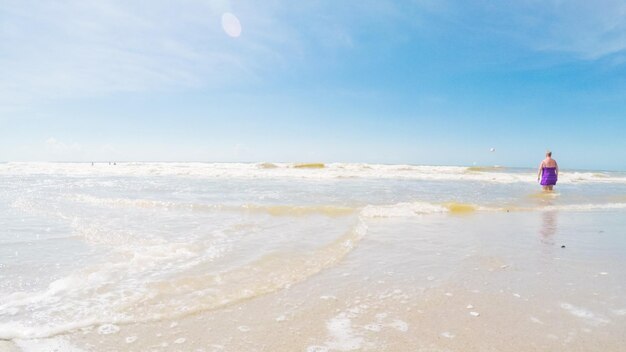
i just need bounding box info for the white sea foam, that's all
[361,202,448,217]
[388,319,409,332]
[0,219,368,339]
[1,162,625,184]
[14,337,85,352]
[97,324,120,335]
[361,201,626,218]
[544,203,626,211]
[324,314,364,351]
[63,193,626,221]
[612,309,626,316]
[1,161,625,342]
[560,303,610,325]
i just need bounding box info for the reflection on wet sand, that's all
[533,193,558,244]
[540,210,558,244]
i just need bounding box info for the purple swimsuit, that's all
[540,167,558,186]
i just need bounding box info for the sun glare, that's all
[221,12,242,38]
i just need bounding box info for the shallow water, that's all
[0,162,625,351]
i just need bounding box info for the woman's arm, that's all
[537,162,543,181]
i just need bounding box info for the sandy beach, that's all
[3,0,625,349]
[1,162,625,351]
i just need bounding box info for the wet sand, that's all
[9,210,625,351]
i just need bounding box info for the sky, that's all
[1,0,625,170]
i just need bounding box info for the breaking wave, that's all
[0,218,367,339]
[2,162,625,184]
[67,194,356,217]
[68,194,626,219]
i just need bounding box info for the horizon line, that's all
[0,160,623,173]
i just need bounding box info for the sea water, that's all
[1,162,625,351]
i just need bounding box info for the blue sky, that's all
[1,0,625,170]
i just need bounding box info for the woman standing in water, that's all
[538,150,558,191]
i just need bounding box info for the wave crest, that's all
[293,163,325,169]
[0,219,368,340]
[2,162,626,184]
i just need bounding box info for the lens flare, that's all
[221,13,242,38]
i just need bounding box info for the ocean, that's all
[1,162,625,351]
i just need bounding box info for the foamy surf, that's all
[67,194,626,219]
[362,201,626,218]
[1,162,625,184]
[0,218,368,340]
[67,194,356,218]
[2,162,626,346]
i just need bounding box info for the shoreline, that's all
[2,211,625,351]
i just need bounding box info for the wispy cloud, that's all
[0,1,624,166]
[45,136,80,150]
[0,1,280,106]
[445,0,626,61]
[43,137,83,160]
[487,0,626,60]
[0,1,409,110]
[2,0,624,110]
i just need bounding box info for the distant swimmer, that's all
[537,150,558,191]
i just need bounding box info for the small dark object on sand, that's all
[561,245,566,248]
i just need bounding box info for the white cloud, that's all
[522,0,626,59]
[45,137,81,151]
[0,1,291,107]
[43,137,83,160]
[0,0,411,111]
[451,0,626,60]
[3,0,621,114]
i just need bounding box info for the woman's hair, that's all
[546,150,552,157]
